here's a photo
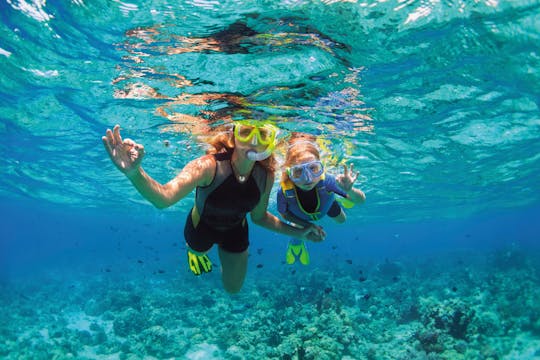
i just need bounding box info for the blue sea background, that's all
[1,0,540,359]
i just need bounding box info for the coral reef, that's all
[0,250,539,359]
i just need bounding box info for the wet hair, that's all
[281,132,320,183]
[204,126,277,175]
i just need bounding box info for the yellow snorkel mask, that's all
[233,120,278,161]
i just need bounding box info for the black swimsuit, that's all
[184,152,267,253]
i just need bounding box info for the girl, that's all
[277,133,366,265]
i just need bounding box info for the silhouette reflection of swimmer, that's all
[113,18,358,136]
[124,19,349,59]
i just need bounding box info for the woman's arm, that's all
[103,125,214,209]
[280,211,313,229]
[126,156,214,209]
[251,173,325,241]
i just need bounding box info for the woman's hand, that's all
[336,163,359,192]
[303,224,326,242]
[102,125,145,177]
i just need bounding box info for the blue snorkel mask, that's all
[287,160,325,185]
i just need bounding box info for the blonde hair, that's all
[281,132,320,183]
[204,126,277,175]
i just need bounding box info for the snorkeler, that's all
[277,133,366,265]
[102,122,324,293]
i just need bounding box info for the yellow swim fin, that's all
[187,248,212,275]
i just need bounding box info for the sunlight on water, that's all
[0,0,539,222]
[1,3,540,360]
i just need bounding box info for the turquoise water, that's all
[1,0,540,359]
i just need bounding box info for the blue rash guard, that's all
[277,174,347,222]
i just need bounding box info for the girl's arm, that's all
[345,186,366,204]
[336,163,366,204]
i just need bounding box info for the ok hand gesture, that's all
[102,125,145,177]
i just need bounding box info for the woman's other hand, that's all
[304,224,326,242]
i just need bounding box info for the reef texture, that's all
[1,249,539,359]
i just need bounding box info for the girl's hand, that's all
[102,125,145,177]
[336,163,359,191]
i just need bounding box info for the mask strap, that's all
[287,140,320,151]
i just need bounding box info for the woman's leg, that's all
[218,247,248,294]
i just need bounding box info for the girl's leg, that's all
[218,247,248,294]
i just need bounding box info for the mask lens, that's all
[288,161,324,184]
[236,124,255,141]
[257,126,273,144]
[308,162,323,176]
[290,166,304,180]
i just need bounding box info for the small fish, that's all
[137,260,144,264]
[363,294,371,300]
[332,245,337,250]
[451,286,458,292]
[346,259,353,265]
[392,276,399,282]
[257,248,263,255]
[358,276,367,282]
[324,287,332,294]
[105,268,111,273]
[291,269,296,275]
[256,264,263,269]
[158,269,165,274]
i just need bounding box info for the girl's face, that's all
[288,153,324,191]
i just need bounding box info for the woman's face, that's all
[233,123,277,161]
[289,153,322,191]
[234,136,270,159]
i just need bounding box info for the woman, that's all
[102,122,323,293]
[277,133,366,265]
